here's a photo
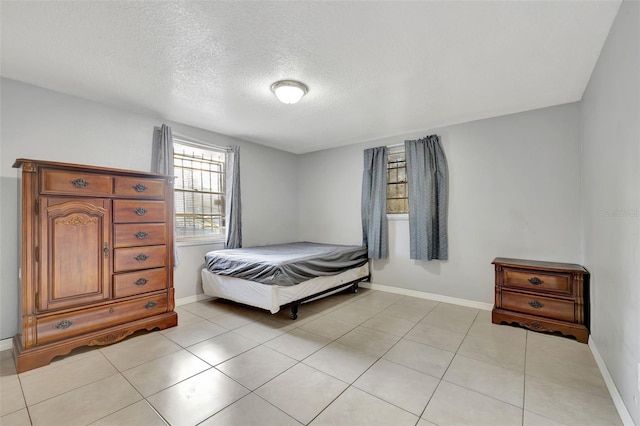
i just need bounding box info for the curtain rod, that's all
[173,133,232,152]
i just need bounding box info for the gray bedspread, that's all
[204,242,369,286]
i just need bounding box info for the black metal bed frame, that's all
[281,274,371,320]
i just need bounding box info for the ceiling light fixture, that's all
[271,80,309,104]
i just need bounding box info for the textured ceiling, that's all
[1,1,621,154]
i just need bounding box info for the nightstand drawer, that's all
[503,268,572,294]
[501,290,575,322]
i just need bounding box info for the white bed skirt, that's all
[201,263,370,314]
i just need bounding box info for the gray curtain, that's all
[405,135,448,260]
[153,124,179,266]
[225,145,242,249]
[361,146,388,259]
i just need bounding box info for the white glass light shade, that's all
[271,80,308,104]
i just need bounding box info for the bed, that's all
[201,242,370,319]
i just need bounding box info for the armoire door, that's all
[38,197,111,311]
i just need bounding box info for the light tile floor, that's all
[0,288,623,426]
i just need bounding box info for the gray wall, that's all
[2,20,638,417]
[298,103,583,304]
[581,1,640,422]
[0,78,299,339]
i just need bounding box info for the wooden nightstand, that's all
[491,257,589,343]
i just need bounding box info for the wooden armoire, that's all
[13,159,178,372]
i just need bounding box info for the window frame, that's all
[172,136,227,244]
[386,146,409,216]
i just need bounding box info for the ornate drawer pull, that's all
[144,301,157,309]
[528,277,544,285]
[134,207,148,216]
[135,231,148,239]
[135,278,148,286]
[135,254,149,262]
[109,308,115,314]
[104,242,109,259]
[528,300,544,309]
[71,178,90,188]
[133,183,148,192]
[54,319,74,329]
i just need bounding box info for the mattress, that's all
[204,242,368,286]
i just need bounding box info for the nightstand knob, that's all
[133,183,148,192]
[135,278,148,286]
[144,301,157,310]
[528,277,544,285]
[54,320,73,329]
[528,300,544,309]
[134,231,148,239]
[71,178,90,188]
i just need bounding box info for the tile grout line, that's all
[18,351,124,409]
[188,293,372,425]
[221,294,438,425]
[417,309,480,423]
[231,301,367,425]
[7,291,592,425]
[3,294,423,423]
[325,300,442,423]
[303,298,445,424]
[92,347,166,426]
[14,365,33,425]
[522,330,528,426]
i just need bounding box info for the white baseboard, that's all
[0,338,12,352]
[175,293,213,307]
[589,337,635,426]
[366,282,634,425]
[360,282,493,311]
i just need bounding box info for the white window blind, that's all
[173,140,226,241]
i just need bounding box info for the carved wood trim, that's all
[20,161,38,173]
[23,316,37,349]
[88,330,135,346]
[56,215,99,226]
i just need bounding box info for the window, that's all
[173,139,226,241]
[387,149,408,214]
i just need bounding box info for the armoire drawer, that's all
[113,200,166,223]
[41,169,113,196]
[114,245,166,272]
[114,223,166,247]
[501,290,575,322]
[113,268,167,298]
[36,293,168,345]
[114,176,166,199]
